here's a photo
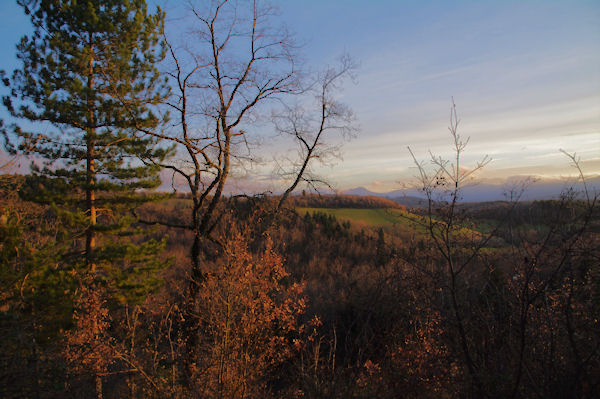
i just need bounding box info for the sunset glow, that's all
[2,0,599,192]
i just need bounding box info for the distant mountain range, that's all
[343,176,600,205]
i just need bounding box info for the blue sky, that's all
[2,1,599,192]
[275,0,600,191]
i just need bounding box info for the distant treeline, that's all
[134,192,407,211]
[460,200,600,225]
[287,193,406,210]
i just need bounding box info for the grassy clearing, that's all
[297,207,426,230]
[296,208,493,244]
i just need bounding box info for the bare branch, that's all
[275,55,358,210]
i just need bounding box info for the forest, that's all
[1,1,599,398]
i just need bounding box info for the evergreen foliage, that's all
[2,0,172,302]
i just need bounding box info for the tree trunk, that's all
[182,230,203,391]
[95,374,103,399]
[86,144,96,273]
[86,37,96,274]
[190,231,202,299]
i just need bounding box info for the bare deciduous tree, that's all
[133,0,356,301]
[408,101,491,396]
[406,102,599,398]
[128,1,357,387]
[133,0,300,286]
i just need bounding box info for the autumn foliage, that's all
[191,232,308,399]
[64,284,116,395]
[1,1,599,398]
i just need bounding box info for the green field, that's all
[296,207,489,242]
[297,207,425,229]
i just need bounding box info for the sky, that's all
[1,0,599,193]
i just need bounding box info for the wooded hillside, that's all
[1,1,598,398]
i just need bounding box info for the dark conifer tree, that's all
[2,0,172,303]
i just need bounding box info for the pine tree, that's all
[2,2,172,396]
[3,0,172,302]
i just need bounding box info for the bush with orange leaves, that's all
[64,283,116,397]
[391,311,459,398]
[192,232,308,399]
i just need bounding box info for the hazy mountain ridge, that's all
[343,176,600,203]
